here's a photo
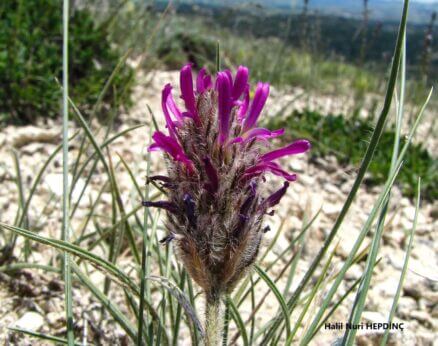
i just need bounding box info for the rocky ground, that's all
[0,70,436,345]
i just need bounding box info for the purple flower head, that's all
[146,64,310,297]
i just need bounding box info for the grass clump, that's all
[268,109,437,200]
[0,0,133,124]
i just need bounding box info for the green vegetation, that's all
[0,0,133,124]
[268,109,437,200]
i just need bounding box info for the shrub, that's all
[0,0,133,124]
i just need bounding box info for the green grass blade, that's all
[91,49,132,119]
[8,327,81,345]
[228,297,249,346]
[186,274,200,345]
[75,181,109,242]
[7,149,26,259]
[107,152,140,263]
[11,150,26,228]
[222,295,230,346]
[380,178,420,346]
[254,265,291,340]
[147,275,204,338]
[215,40,220,72]
[249,275,256,345]
[138,128,153,346]
[62,0,74,343]
[172,270,186,345]
[117,153,143,198]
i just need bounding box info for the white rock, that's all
[13,312,44,331]
[44,173,85,200]
[322,203,342,217]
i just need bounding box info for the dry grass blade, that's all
[146,275,205,338]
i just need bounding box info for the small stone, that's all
[345,264,362,281]
[409,310,434,328]
[46,312,64,328]
[362,311,387,323]
[336,227,369,260]
[13,312,44,331]
[322,203,342,217]
[43,174,85,200]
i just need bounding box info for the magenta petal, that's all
[243,82,270,132]
[196,67,207,93]
[244,162,297,181]
[265,164,297,181]
[196,67,212,94]
[180,64,200,126]
[227,137,244,146]
[243,128,284,142]
[203,75,212,90]
[165,87,183,122]
[261,139,311,162]
[224,70,233,86]
[161,84,177,138]
[237,84,250,123]
[232,66,249,100]
[148,143,161,152]
[260,182,289,210]
[150,131,194,172]
[217,72,232,144]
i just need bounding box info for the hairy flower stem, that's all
[204,293,223,346]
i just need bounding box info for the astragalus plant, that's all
[144,64,310,344]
